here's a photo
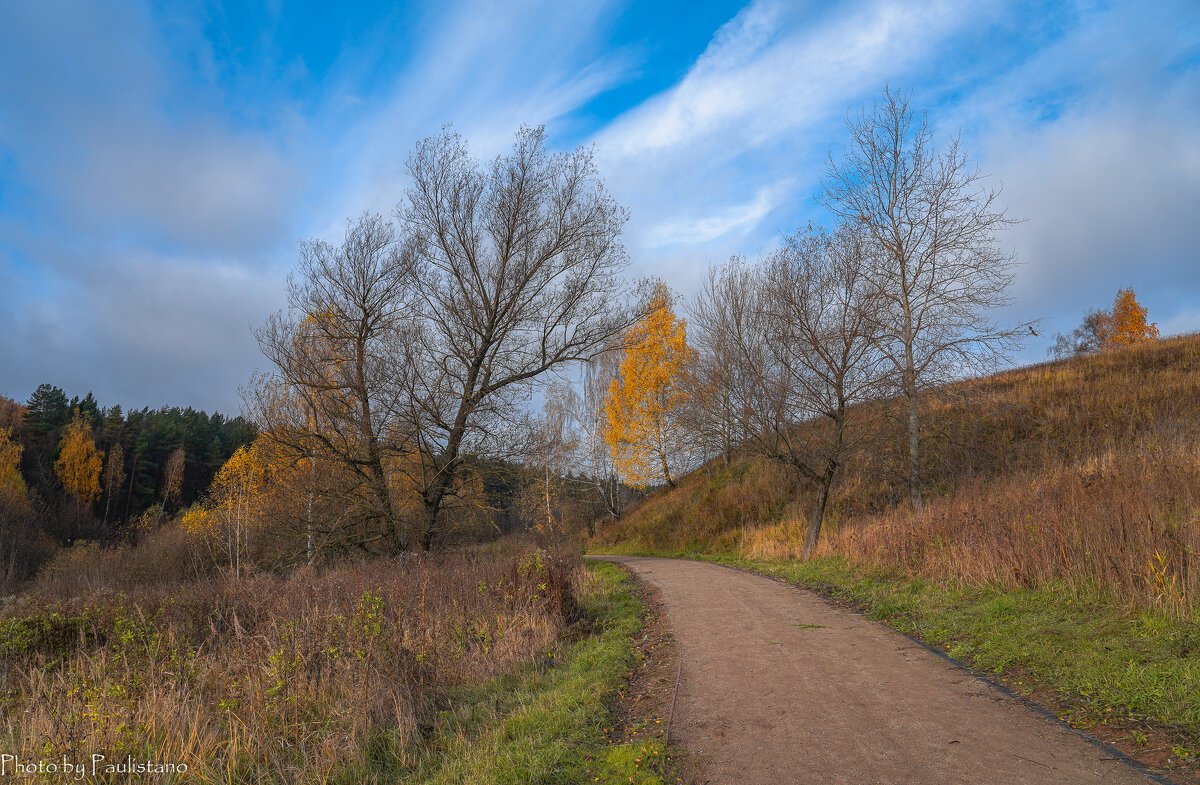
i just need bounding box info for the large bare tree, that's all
[394,125,632,549]
[251,128,632,552]
[819,87,1032,509]
[697,225,883,557]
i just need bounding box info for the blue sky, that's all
[1,0,1198,414]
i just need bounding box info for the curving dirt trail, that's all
[592,556,1166,785]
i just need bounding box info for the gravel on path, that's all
[591,556,1166,785]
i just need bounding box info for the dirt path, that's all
[592,556,1166,785]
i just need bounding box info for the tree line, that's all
[18,87,1164,577]
[0,384,256,584]
[537,88,1038,557]
[223,88,1040,562]
[575,92,1162,558]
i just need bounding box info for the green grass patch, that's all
[380,560,669,785]
[591,545,1200,759]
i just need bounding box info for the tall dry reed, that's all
[0,547,577,782]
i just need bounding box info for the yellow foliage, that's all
[1104,287,1159,347]
[181,506,212,537]
[188,443,267,575]
[603,283,694,488]
[0,427,27,506]
[54,414,103,505]
[210,444,266,519]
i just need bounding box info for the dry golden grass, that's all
[597,334,1200,613]
[0,546,577,782]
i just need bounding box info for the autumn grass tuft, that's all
[0,546,580,782]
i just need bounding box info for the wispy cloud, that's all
[591,0,996,285]
[598,0,982,161]
[313,0,633,232]
[647,182,791,247]
[590,0,1200,362]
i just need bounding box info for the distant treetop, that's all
[1051,288,1159,359]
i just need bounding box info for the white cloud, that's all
[595,0,985,164]
[0,0,630,410]
[584,0,1005,298]
[0,1,299,255]
[647,182,790,247]
[953,1,1200,356]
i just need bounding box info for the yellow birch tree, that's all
[54,414,103,505]
[1104,287,1159,347]
[184,444,266,577]
[603,283,694,488]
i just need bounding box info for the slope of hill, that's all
[592,335,1200,777]
[595,333,1200,612]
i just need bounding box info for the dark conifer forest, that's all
[0,384,255,584]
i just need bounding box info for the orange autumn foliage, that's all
[603,283,694,488]
[54,414,103,505]
[1102,287,1159,347]
[0,427,27,507]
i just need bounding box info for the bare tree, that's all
[394,125,633,549]
[819,87,1033,509]
[701,225,883,557]
[251,212,417,550]
[527,381,578,534]
[571,351,623,522]
[1049,308,1109,359]
[689,258,759,467]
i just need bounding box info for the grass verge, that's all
[590,545,1200,778]
[391,560,670,785]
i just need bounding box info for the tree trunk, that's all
[906,388,922,510]
[802,471,834,560]
[545,463,553,530]
[660,451,675,488]
[419,501,438,551]
[606,475,621,518]
[306,456,314,565]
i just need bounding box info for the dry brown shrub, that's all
[0,545,579,781]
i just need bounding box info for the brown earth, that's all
[591,556,1174,785]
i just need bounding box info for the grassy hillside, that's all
[595,333,1200,612]
[593,336,1200,774]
